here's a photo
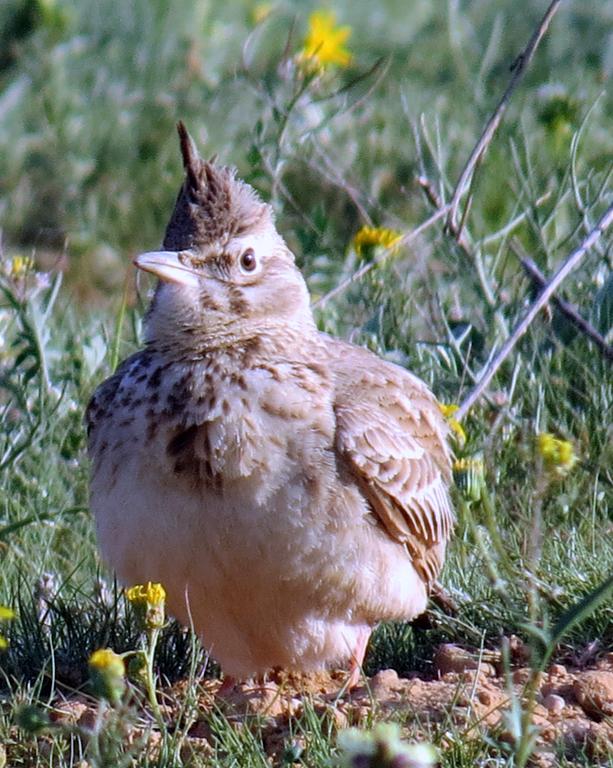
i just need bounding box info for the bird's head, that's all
[137,122,313,352]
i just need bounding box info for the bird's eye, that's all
[239,248,257,273]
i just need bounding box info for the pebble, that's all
[512,668,533,685]
[477,689,494,706]
[370,668,401,694]
[573,671,613,719]
[548,663,567,677]
[543,693,565,715]
[434,644,495,677]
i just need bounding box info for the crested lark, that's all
[87,123,454,686]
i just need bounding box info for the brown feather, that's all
[328,338,454,586]
[163,123,273,251]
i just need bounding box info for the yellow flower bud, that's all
[453,455,486,502]
[352,226,402,256]
[536,433,577,477]
[125,582,166,630]
[438,403,467,448]
[89,648,126,704]
[0,605,15,621]
[0,605,15,651]
[9,255,34,279]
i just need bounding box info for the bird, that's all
[86,122,454,689]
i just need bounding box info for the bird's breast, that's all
[88,355,338,605]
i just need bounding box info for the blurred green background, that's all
[1,0,611,298]
[0,5,612,764]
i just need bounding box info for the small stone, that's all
[532,703,549,719]
[478,689,494,706]
[528,750,557,767]
[539,728,557,746]
[573,671,613,719]
[539,682,555,697]
[223,681,285,717]
[549,663,567,677]
[77,708,98,730]
[50,701,88,725]
[331,706,349,729]
[512,668,533,685]
[543,693,565,716]
[370,668,400,693]
[435,644,493,676]
[313,702,349,729]
[180,737,213,762]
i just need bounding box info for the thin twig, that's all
[514,245,613,362]
[481,193,551,245]
[312,206,449,309]
[417,173,507,335]
[456,202,613,421]
[446,0,562,237]
[417,175,471,251]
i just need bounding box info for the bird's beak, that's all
[133,250,201,288]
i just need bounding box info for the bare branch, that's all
[311,2,562,316]
[446,0,562,237]
[515,246,613,362]
[456,201,613,421]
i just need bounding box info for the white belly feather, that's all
[89,361,427,677]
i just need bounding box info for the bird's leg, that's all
[346,627,372,689]
[216,674,238,695]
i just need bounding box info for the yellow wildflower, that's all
[9,255,34,279]
[299,10,352,70]
[126,582,166,630]
[89,647,125,673]
[536,433,577,477]
[0,606,15,621]
[125,582,166,606]
[438,403,467,447]
[0,605,15,652]
[353,226,402,256]
[89,648,126,704]
[453,455,485,502]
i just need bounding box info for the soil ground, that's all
[49,644,613,766]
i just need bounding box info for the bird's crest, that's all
[163,122,272,251]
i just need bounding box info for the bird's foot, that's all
[346,627,372,690]
[216,674,239,696]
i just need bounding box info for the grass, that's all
[0,0,612,765]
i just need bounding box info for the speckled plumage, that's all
[86,123,454,681]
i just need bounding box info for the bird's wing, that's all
[330,340,454,585]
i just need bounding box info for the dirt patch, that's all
[48,649,613,765]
